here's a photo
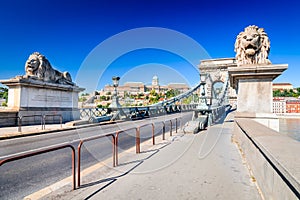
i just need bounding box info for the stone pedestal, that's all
[228,64,288,131]
[1,76,84,124]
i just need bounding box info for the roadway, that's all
[0,112,193,200]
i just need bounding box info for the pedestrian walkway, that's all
[36,112,262,200]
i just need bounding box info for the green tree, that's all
[273,89,282,97]
[273,88,299,98]
[150,89,157,96]
[79,96,87,102]
[0,87,8,102]
[100,96,107,101]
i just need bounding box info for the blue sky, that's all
[0,0,299,92]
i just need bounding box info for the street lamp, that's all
[112,76,120,87]
[198,73,209,110]
[200,73,206,83]
[109,76,121,108]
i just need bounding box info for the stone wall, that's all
[0,110,18,127]
[233,118,300,199]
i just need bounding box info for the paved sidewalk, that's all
[39,112,261,200]
[0,124,70,139]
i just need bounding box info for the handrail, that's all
[0,143,76,190]
[0,116,185,192]
[19,115,44,130]
[152,121,166,140]
[43,114,63,129]
[136,123,155,154]
[77,133,115,187]
[0,114,63,131]
[115,127,137,166]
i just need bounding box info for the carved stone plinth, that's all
[228,64,288,131]
[1,77,84,123]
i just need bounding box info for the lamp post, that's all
[109,76,121,108]
[198,73,209,110]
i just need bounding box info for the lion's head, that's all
[234,25,271,65]
[25,52,43,76]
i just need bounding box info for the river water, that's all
[279,118,300,141]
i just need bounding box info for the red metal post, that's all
[115,131,119,166]
[77,141,83,187]
[112,136,116,167]
[136,127,141,154]
[175,118,178,133]
[170,120,173,136]
[152,123,155,145]
[162,122,165,140]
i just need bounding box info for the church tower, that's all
[152,75,159,86]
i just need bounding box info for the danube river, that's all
[279,118,300,141]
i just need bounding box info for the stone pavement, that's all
[38,112,262,200]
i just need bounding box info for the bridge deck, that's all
[41,112,261,200]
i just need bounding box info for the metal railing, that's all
[114,117,181,165]
[77,133,115,187]
[1,116,185,190]
[43,114,63,129]
[0,114,63,132]
[0,143,76,190]
[19,115,44,131]
[115,127,138,166]
[136,123,155,154]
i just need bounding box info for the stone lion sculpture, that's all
[24,52,73,85]
[234,25,271,65]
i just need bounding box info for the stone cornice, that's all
[0,77,85,92]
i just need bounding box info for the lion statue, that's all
[234,25,271,65]
[24,52,74,85]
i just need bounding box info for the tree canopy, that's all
[273,88,300,98]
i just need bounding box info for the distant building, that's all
[272,83,293,91]
[101,75,190,96]
[286,99,300,113]
[152,75,159,86]
[273,97,286,113]
[273,97,300,114]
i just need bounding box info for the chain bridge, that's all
[80,58,236,131]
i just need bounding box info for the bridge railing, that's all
[136,123,155,153]
[43,114,63,129]
[114,116,183,166]
[0,142,76,190]
[1,114,189,191]
[77,133,116,187]
[0,114,64,132]
[80,104,197,121]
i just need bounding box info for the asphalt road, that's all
[0,112,192,200]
